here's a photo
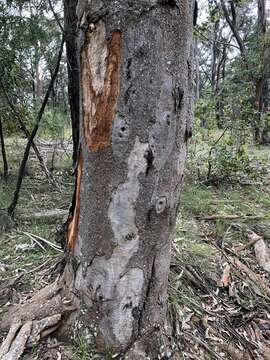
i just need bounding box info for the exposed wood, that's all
[82,23,122,151]
[67,148,83,250]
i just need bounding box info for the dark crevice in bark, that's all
[124,84,133,105]
[158,0,179,7]
[173,87,184,111]
[193,0,198,26]
[126,58,132,81]
[144,147,154,176]
[147,207,154,222]
[137,254,156,335]
[184,127,193,142]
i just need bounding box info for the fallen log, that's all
[19,209,68,222]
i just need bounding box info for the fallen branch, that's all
[1,321,32,360]
[196,214,265,221]
[0,321,22,357]
[23,232,46,252]
[0,277,74,360]
[232,257,270,298]
[22,232,63,252]
[27,314,61,347]
[234,232,263,251]
[20,209,68,222]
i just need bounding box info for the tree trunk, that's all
[254,0,269,144]
[0,117,8,179]
[64,0,80,169]
[62,1,195,358]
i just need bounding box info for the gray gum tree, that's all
[0,1,195,359]
[63,0,195,357]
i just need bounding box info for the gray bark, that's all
[62,1,195,358]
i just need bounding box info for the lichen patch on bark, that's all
[81,21,122,152]
[67,148,83,250]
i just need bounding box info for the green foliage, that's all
[210,142,250,179]
[0,0,68,137]
[74,337,91,360]
[39,108,70,140]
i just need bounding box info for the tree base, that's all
[0,276,178,360]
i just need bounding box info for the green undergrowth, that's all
[170,140,270,320]
[0,138,73,314]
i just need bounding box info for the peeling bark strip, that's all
[67,148,83,250]
[81,22,122,152]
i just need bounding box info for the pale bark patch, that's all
[74,138,148,346]
[109,137,149,243]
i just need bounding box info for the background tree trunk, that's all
[0,117,8,179]
[254,0,269,144]
[64,0,80,169]
[63,1,195,358]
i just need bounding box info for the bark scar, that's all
[81,21,122,152]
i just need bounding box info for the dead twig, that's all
[22,232,46,252]
[196,214,265,221]
[22,232,63,253]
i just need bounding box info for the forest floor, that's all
[1,136,270,359]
